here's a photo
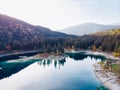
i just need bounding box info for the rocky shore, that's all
[84,50,120,90]
[93,63,120,90]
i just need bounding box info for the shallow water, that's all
[0,53,109,90]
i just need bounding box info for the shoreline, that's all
[0,50,38,61]
[89,50,120,90]
[84,50,120,60]
[70,50,120,90]
[0,50,38,57]
[93,62,120,90]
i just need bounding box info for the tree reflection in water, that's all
[0,59,38,80]
[0,52,106,84]
[38,59,66,69]
[65,52,106,61]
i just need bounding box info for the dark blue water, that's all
[0,52,108,90]
[0,51,38,61]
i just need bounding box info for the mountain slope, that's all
[70,28,120,52]
[91,28,120,52]
[0,14,70,51]
[59,22,120,36]
[0,14,119,53]
[0,14,68,39]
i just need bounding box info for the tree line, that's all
[0,28,120,55]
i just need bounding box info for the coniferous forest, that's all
[0,14,120,55]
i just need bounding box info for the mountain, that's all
[0,14,72,51]
[0,14,119,54]
[59,22,120,36]
[0,14,68,40]
[109,23,120,26]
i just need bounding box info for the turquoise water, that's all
[0,53,108,90]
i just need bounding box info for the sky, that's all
[0,0,120,30]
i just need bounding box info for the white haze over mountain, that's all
[59,23,120,36]
[0,0,120,30]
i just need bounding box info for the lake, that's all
[0,52,109,90]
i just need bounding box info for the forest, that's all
[1,28,120,57]
[0,14,120,56]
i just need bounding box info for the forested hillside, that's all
[0,14,73,52]
[0,14,120,55]
[67,28,120,53]
[91,28,120,52]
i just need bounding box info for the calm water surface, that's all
[0,52,109,90]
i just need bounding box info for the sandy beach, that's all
[93,63,120,90]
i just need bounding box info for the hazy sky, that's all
[0,0,120,30]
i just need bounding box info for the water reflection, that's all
[38,59,66,69]
[0,51,37,61]
[0,52,106,80]
[65,52,106,60]
[96,85,109,90]
[0,59,38,80]
[0,52,109,90]
[0,58,66,80]
[37,52,106,69]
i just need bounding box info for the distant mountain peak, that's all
[59,22,120,36]
[109,23,120,26]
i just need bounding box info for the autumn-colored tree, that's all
[92,45,96,51]
[6,45,11,51]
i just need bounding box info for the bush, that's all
[112,52,120,57]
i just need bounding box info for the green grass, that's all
[99,60,104,65]
[112,64,120,74]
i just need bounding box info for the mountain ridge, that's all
[59,22,120,36]
[0,14,71,51]
[0,14,120,54]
